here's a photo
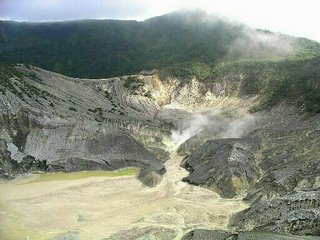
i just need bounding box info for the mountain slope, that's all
[160,56,320,113]
[0,11,319,78]
[0,11,320,238]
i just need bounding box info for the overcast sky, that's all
[0,0,319,41]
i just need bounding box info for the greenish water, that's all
[28,168,138,183]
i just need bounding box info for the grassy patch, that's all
[123,76,144,90]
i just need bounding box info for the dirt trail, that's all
[0,149,247,240]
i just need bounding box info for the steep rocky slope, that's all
[225,104,320,236]
[181,138,260,198]
[0,62,319,239]
[0,63,169,184]
[182,229,319,240]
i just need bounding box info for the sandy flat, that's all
[0,154,247,240]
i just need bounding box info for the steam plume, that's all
[171,109,255,148]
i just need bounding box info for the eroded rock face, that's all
[178,134,212,156]
[0,65,168,185]
[24,126,165,175]
[229,191,320,236]
[243,105,320,202]
[182,229,320,240]
[0,139,17,179]
[0,139,48,179]
[209,105,320,238]
[1,119,165,185]
[51,231,82,240]
[104,226,179,240]
[182,229,236,240]
[181,138,260,198]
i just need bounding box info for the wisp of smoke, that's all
[171,113,210,147]
[171,110,255,148]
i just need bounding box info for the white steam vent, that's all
[171,109,256,148]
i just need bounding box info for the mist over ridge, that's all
[0,10,319,79]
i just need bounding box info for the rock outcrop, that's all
[182,229,319,240]
[181,138,260,198]
[0,138,48,179]
[229,191,320,236]
[179,105,320,237]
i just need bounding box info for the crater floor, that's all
[0,150,247,240]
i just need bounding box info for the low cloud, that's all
[0,0,319,41]
[228,28,295,59]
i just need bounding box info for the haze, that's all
[0,0,319,41]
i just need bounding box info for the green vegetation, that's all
[124,76,144,90]
[104,90,112,99]
[224,57,320,113]
[0,62,54,102]
[0,63,24,97]
[0,11,319,78]
[87,106,126,120]
[0,11,319,114]
[161,56,320,113]
[144,90,152,98]
[88,107,103,114]
[28,72,42,83]
[160,62,211,83]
